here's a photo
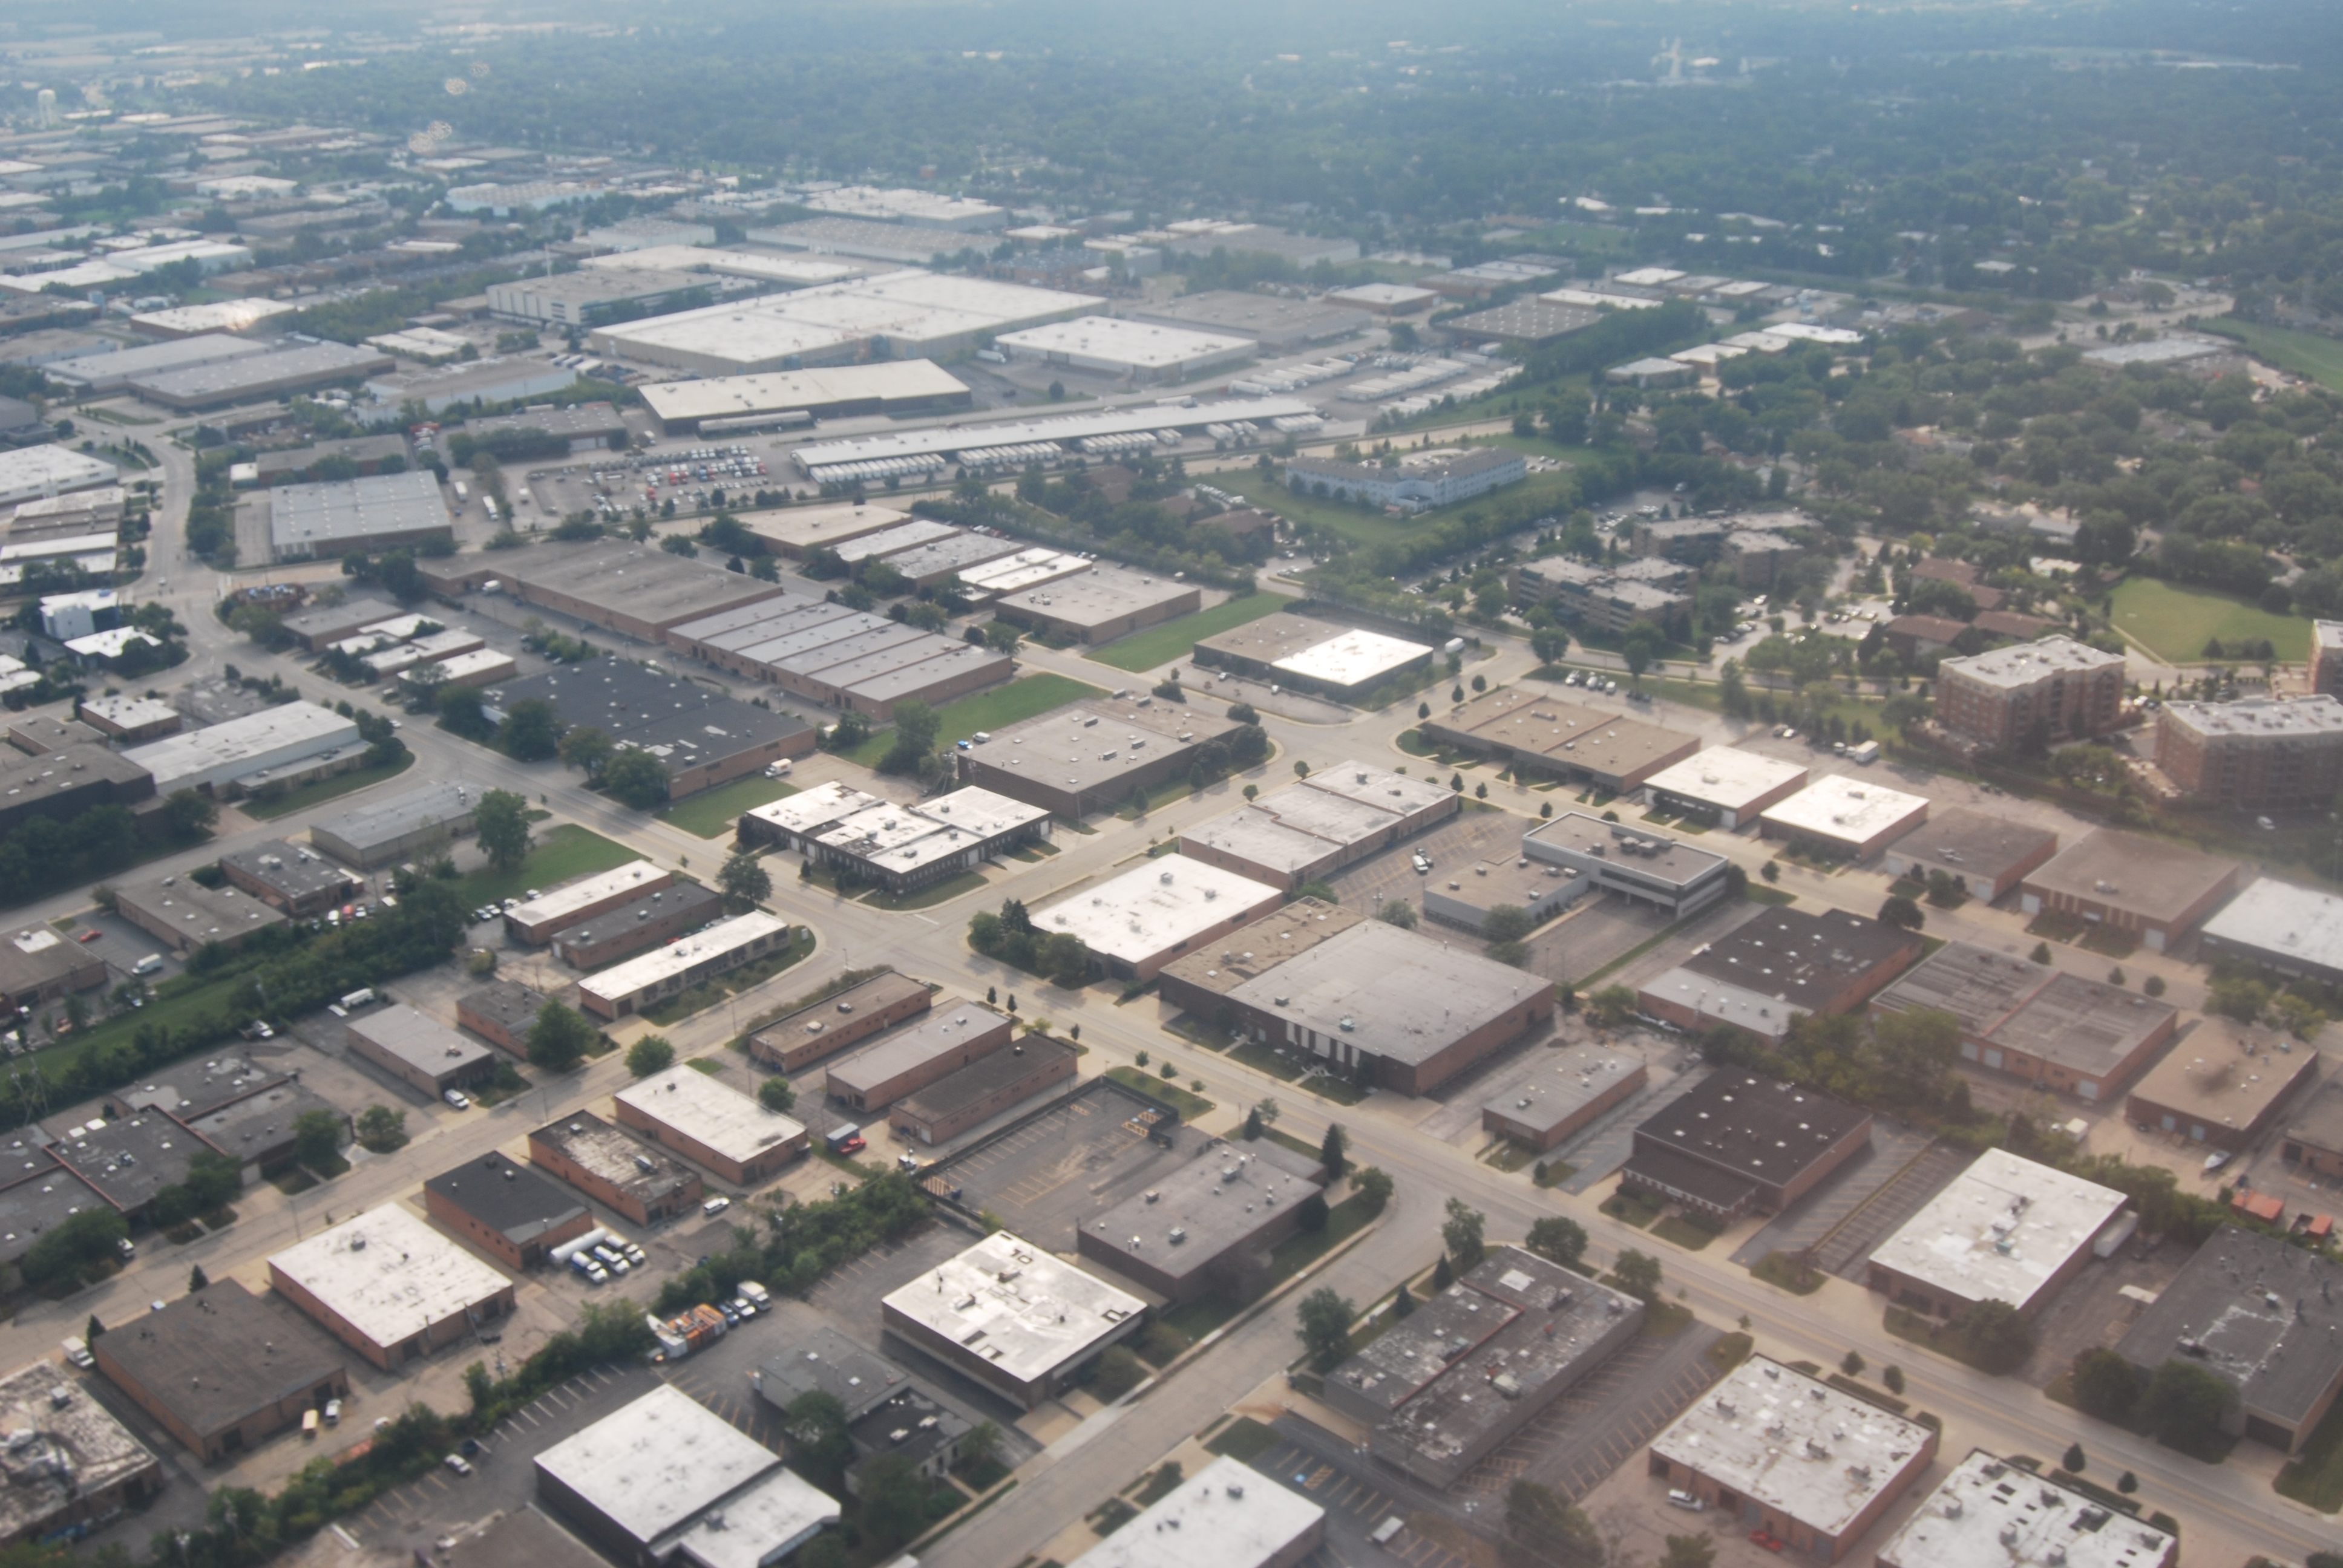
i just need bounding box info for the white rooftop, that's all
[1328,283,1437,307]
[640,364,968,426]
[997,315,1252,371]
[801,186,1005,229]
[128,298,292,336]
[2201,877,2343,973]
[1642,748,1810,813]
[534,1384,788,1552]
[788,395,1318,471]
[269,1204,511,1350]
[616,1058,807,1166]
[0,445,117,506]
[746,781,886,838]
[1272,627,1431,688]
[2160,694,2343,741]
[1651,1357,1932,1539]
[1182,763,1451,877]
[1939,635,2125,690]
[583,244,859,286]
[122,702,359,795]
[1869,1149,2127,1315]
[1614,267,1686,286]
[2080,336,2224,367]
[1876,1451,2177,1568]
[1068,1455,1323,1568]
[816,786,1049,875]
[1760,774,1928,848]
[673,1465,841,1568]
[1032,859,1283,967]
[882,1230,1144,1385]
[77,694,177,731]
[508,861,667,927]
[586,911,793,1005]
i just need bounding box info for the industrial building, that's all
[484,269,715,327]
[114,873,289,954]
[1936,636,2128,751]
[1066,1455,1323,1568]
[755,1328,909,1423]
[2117,1225,2343,1451]
[533,1385,840,1568]
[749,216,991,266]
[2154,695,2343,808]
[1879,809,2059,903]
[890,1034,1081,1146]
[1870,943,2177,1102]
[424,1150,595,1270]
[269,1205,516,1370]
[1758,774,1930,860]
[1328,282,1437,314]
[458,402,631,454]
[2200,878,2343,986]
[1029,859,1285,983]
[1422,688,1700,791]
[44,332,272,395]
[782,396,1319,486]
[131,341,393,411]
[958,548,1096,604]
[876,531,1033,589]
[1866,1149,2129,1319]
[76,694,182,743]
[733,501,914,559]
[1513,811,1734,920]
[1191,612,1434,702]
[824,998,1016,1112]
[958,696,1252,818]
[364,357,580,416]
[2124,1018,2317,1152]
[137,1063,343,1178]
[578,910,796,1022]
[1075,1138,1326,1304]
[1639,749,1809,829]
[736,781,888,852]
[640,362,971,435]
[0,735,152,838]
[0,1358,163,1547]
[551,883,724,970]
[661,593,1014,720]
[1482,1047,1648,1151]
[1177,762,1455,890]
[529,1111,704,1226]
[803,186,1006,229]
[1132,287,1368,349]
[310,780,479,867]
[1647,1357,1936,1563]
[123,702,362,798]
[1875,1451,2178,1568]
[879,1230,1147,1408]
[997,316,1253,383]
[90,1278,347,1462]
[478,659,815,798]
[421,541,793,642]
[1620,1073,1872,1221]
[614,1062,807,1186]
[280,596,405,651]
[220,838,361,916]
[506,861,675,945]
[747,970,934,1073]
[1443,298,1600,347]
[2020,828,2242,954]
[1281,448,1525,512]
[346,1005,497,1097]
[1639,906,1924,1047]
[802,786,1052,896]
[2284,1074,2343,1180]
[994,565,1201,645]
[456,979,549,1054]
[41,1111,220,1221]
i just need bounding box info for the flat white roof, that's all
[1272,627,1430,688]
[129,298,292,335]
[269,1204,510,1350]
[1069,1455,1322,1568]
[673,1465,840,1568]
[122,703,359,794]
[816,786,1050,876]
[1182,763,1450,876]
[1940,635,2127,690]
[584,244,860,286]
[998,316,1252,371]
[1869,1149,2126,1314]
[747,781,888,837]
[2161,694,2343,740]
[958,548,1090,593]
[0,445,117,506]
[615,1063,807,1167]
[77,694,177,730]
[788,395,1317,469]
[509,861,667,927]
[1329,283,1437,307]
[1878,1451,2177,1568]
[1651,1357,1932,1539]
[2201,877,2343,973]
[641,365,968,426]
[802,186,1005,227]
[882,1230,1144,1384]
[586,910,792,1004]
[1615,266,1686,286]
[1642,748,1810,813]
[1760,774,1928,848]
[1032,859,1283,967]
[534,1384,785,1551]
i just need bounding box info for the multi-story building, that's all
[2153,696,2343,808]
[1508,555,1694,637]
[1935,636,2125,751]
[1280,447,1524,512]
[2313,621,2343,697]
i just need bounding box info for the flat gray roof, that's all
[2024,828,2240,922]
[346,1005,495,1080]
[997,563,1194,629]
[1886,808,2058,883]
[311,780,480,858]
[2160,694,2343,741]
[1869,1149,2127,1313]
[1066,1455,1323,1568]
[485,543,790,630]
[1080,1138,1323,1281]
[1989,972,2175,1080]
[1939,635,2125,690]
[0,1357,159,1543]
[269,1204,511,1350]
[1872,942,2048,1036]
[1222,920,1541,1067]
[1525,810,1728,890]
[2117,1224,2343,1430]
[270,470,451,554]
[758,1326,908,1421]
[972,697,1245,803]
[221,838,354,905]
[1179,762,1452,878]
[136,339,390,402]
[1483,1046,1645,1136]
[826,999,1009,1096]
[534,1384,783,1550]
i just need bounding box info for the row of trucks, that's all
[649,1281,770,1361]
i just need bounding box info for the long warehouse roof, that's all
[789,396,1317,469]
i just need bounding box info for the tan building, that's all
[115,874,289,953]
[2153,696,2343,808]
[889,1036,1080,1146]
[748,970,934,1073]
[577,911,795,1021]
[529,1112,704,1226]
[1935,635,2126,750]
[1870,942,2176,1103]
[1482,1047,1647,1151]
[2019,828,2241,954]
[424,1150,595,1270]
[504,861,673,945]
[1177,762,1457,890]
[614,1065,808,1186]
[1879,809,2058,903]
[267,1206,516,1371]
[0,1357,164,1546]
[345,1005,496,1096]
[2126,1020,2317,1152]
[91,1279,347,1462]
[1422,688,1700,792]
[825,999,1015,1113]
[1865,1149,2128,1321]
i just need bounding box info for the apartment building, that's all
[1935,636,2125,750]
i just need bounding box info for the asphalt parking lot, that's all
[1326,806,1535,925]
[1452,1321,1724,1501]
[1253,1417,1477,1568]
[920,1078,1201,1250]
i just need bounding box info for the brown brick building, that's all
[423,1151,595,1269]
[748,970,934,1073]
[2153,696,2343,808]
[1935,635,2126,751]
[92,1281,347,1461]
[528,1112,703,1226]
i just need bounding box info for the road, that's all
[26,413,2332,1567]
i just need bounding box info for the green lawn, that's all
[241,753,418,821]
[450,825,641,908]
[2277,1389,2343,1509]
[659,776,798,839]
[2108,576,2309,664]
[2204,319,2343,395]
[837,673,1105,766]
[1086,593,1294,673]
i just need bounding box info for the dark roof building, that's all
[2020,829,2242,955]
[1871,942,2178,1103]
[425,1150,596,1269]
[1640,907,1925,1046]
[47,1112,223,1220]
[889,1035,1080,1148]
[747,971,933,1073]
[219,838,362,916]
[480,657,816,800]
[551,882,723,970]
[457,979,550,1054]
[1620,1073,1872,1220]
[91,1278,347,1460]
[755,1327,909,1423]
[1880,809,2060,904]
[528,1112,704,1227]
[1075,1137,1326,1305]
[844,1387,969,1497]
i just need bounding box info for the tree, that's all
[2141,1357,2237,1448]
[474,788,532,872]
[1296,880,1338,904]
[1432,1253,1454,1290]
[718,849,772,913]
[1871,1005,1963,1111]
[1882,1365,1905,1396]
[603,746,671,809]
[2062,1442,2086,1475]
[1391,1279,1414,1318]
[188,1264,209,1292]
[1377,898,1418,929]
[1319,1122,1348,1177]
[1243,1106,1263,1139]
[164,788,217,839]
[86,1314,103,1343]
[1297,1286,1357,1370]
[1353,1166,1394,1214]
[2031,941,2054,964]
[355,1104,408,1152]
[1527,1217,1588,1271]
[2117,1471,2138,1496]
[1532,629,1569,666]
[1958,1299,2035,1374]
[1843,1350,1866,1377]
[528,1001,597,1072]
[759,1076,797,1113]
[499,697,565,761]
[23,1207,127,1287]
[1612,1248,1663,1303]
[2071,1348,2141,1422]
[881,699,943,776]
[1505,1480,1605,1568]
[559,724,615,779]
[1621,622,1663,682]
[292,1109,343,1168]
[627,1034,676,1077]
[1483,905,1533,943]
[857,1453,931,1549]
[1441,1197,1486,1269]
[783,1390,854,1492]
[1663,1534,1717,1568]
[962,1419,1001,1473]
[1761,861,1780,884]
[1877,893,1925,930]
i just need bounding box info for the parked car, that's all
[702,1196,732,1216]
[444,1089,471,1110]
[324,1399,341,1426]
[1667,1491,1705,1512]
[1749,1532,1785,1553]
[444,1454,473,1477]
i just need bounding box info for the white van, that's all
[1371,1517,1406,1547]
[132,954,164,976]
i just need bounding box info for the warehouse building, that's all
[748,970,934,1073]
[880,1230,1146,1408]
[2284,1074,2343,1179]
[43,332,270,395]
[750,216,980,267]
[1443,298,1599,347]
[1869,943,2177,1102]
[310,780,479,867]
[269,1205,516,1370]
[737,781,888,854]
[0,927,103,1016]
[44,1112,223,1221]
[994,565,1201,645]
[115,874,289,954]
[958,547,1095,604]
[552,882,723,970]
[458,402,631,455]
[2201,878,2343,987]
[347,1005,497,1097]
[1639,749,1809,830]
[755,1328,908,1423]
[614,1063,808,1186]
[803,186,1006,230]
[1621,1073,1872,1221]
[825,999,1015,1113]
[422,543,792,643]
[123,703,362,798]
[91,1278,347,1462]
[130,340,392,410]
[220,838,361,916]
[578,910,795,1022]
[998,316,1253,384]
[784,394,1316,485]
[364,357,580,416]
[1132,289,1368,349]
[663,594,1014,717]
[1066,1455,1322,1568]
[1876,1451,2178,1568]
[2117,1226,2343,1451]
[1328,282,1436,314]
[2020,828,2241,954]
[1483,1047,1648,1152]
[1075,1138,1326,1304]
[1758,774,1929,860]
[1193,612,1434,703]
[479,659,815,797]
[1283,448,1526,514]
[640,364,970,436]
[2154,696,2343,808]
[1178,763,1455,890]
[1879,809,2059,903]
[1647,1357,1936,1563]
[506,861,674,945]
[0,1358,163,1547]
[891,1034,1081,1146]
[734,501,914,559]
[425,1149,595,1271]
[1640,906,1923,1046]
[529,1112,703,1227]
[1029,859,1285,983]
[279,596,404,652]
[76,694,182,743]
[485,269,715,328]
[2125,1018,2317,1152]
[1423,689,1700,791]
[1936,636,2127,752]
[0,1149,108,1270]
[803,786,1051,896]
[0,737,152,838]
[1513,811,1735,920]
[151,1066,344,1178]
[868,531,1029,589]
[456,979,549,1054]
[1866,1149,2129,1320]
[959,696,1252,819]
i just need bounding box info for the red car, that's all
[76,930,101,944]
[1749,1532,1786,1553]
